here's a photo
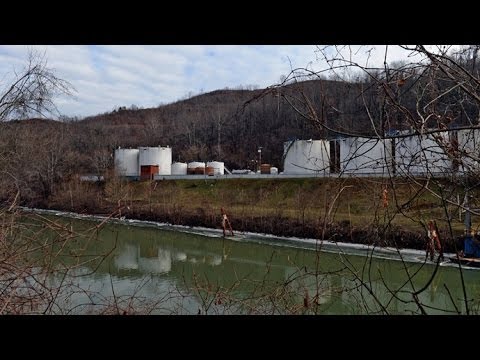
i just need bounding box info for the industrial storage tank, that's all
[114,147,139,177]
[138,146,172,177]
[187,161,205,175]
[339,137,393,175]
[457,129,480,172]
[270,167,278,175]
[395,132,451,175]
[206,161,224,175]
[171,162,188,175]
[205,166,215,176]
[283,140,330,175]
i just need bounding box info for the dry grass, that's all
[110,177,472,237]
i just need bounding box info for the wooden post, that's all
[221,207,234,237]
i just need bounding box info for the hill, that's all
[1,71,478,206]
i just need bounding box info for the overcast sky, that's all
[0,45,442,119]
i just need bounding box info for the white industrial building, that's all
[114,146,172,178]
[115,128,480,180]
[114,146,227,179]
[283,128,480,177]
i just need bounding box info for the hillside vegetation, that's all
[43,176,475,252]
[1,47,479,210]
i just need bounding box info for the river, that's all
[17,211,480,315]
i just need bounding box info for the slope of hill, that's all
[76,79,372,170]
[1,74,477,205]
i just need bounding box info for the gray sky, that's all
[0,45,432,119]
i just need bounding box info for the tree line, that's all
[2,46,480,206]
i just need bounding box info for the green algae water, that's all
[20,213,480,315]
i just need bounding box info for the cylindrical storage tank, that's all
[171,162,187,175]
[187,162,205,175]
[114,148,139,177]
[260,163,271,174]
[205,166,215,176]
[270,167,278,175]
[207,161,224,175]
[139,146,172,176]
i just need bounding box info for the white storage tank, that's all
[171,162,188,175]
[114,147,139,177]
[207,161,225,175]
[187,161,205,175]
[340,137,393,175]
[283,140,330,174]
[138,146,172,176]
[457,129,480,172]
[270,167,278,175]
[395,132,451,175]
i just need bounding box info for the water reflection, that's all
[175,252,187,262]
[114,244,138,270]
[114,245,173,274]
[94,226,480,314]
[114,242,228,275]
[34,216,480,314]
[112,237,293,277]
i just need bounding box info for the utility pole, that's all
[258,147,262,172]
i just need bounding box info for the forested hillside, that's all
[1,79,367,194]
[2,45,479,206]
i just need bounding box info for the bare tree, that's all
[0,49,74,121]
[236,45,480,314]
[0,50,97,314]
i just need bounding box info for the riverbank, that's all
[23,176,469,253]
[20,206,461,268]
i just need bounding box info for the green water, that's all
[21,214,480,315]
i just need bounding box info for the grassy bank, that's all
[43,176,475,252]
